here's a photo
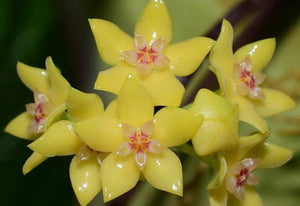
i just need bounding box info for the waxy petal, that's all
[229,186,263,206]
[75,115,123,152]
[70,155,101,206]
[153,107,203,147]
[67,88,104,122]
[104,100,118,118]
[135,151,147,171]
[135,0,172,45]
[28,120,82,156]
[142,70,184,107]
[5,112,35,140]
[253,88,296,117]
[166,37,214,76]
[143,149,182,196]
[118,75,154,127]
[89,19,134,65]
[22,152,48,175]
[234,38,276,73]
[209,185,228,206]
[100,153,140,202]
[17,62,50,94]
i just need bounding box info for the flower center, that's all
[235,167,250,187]
[128,129,151,153]
[136,46,158,66]
[34,103,47,123]
[239,69,256,90]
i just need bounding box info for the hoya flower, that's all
[188,89,239,156]
[90,0,214,107]
[209,19,295,134]
[75,75,203,202]
[208,133,293,206]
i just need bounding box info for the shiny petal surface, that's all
[70,155,101,206]
[143,149,182,196]
[17,62,50,93]
[28,120,82,156]
[166,37,214,76]
[209,185,228,206]
[153,107,203,147]
[100,153,140,202]
[4,112,35,140]
[247,142,293,169]
[142,70,184,107]
[253,88,296,117]
[22,152,48,175]
[67,88,104,121]
[89,19,134,65]
[234,38,276,73]
[209,19,234,75]
[75,115,123,152]
[135,0,172,44]
[118,75,154,127]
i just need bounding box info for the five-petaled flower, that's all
[89,0,214,107]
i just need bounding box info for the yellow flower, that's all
[5,57,70,140]
[90,0,214,107]
[75,75,203,202]
[209,19,295,134]
[208,133,293,206]
[188,89,239,156]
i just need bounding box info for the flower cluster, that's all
[5,0,296,205]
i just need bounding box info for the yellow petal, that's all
[229,186,263,206]
[70,155,101,206]
[5,112,36,140]
[135,0,172,44]
[100,153,140,202]
[22,152,48,175]
[209,185,228,206]
[153,107,203,147]
[190,89,238,156]
[28,120,82,156]
[247,142,293,169]
[89,19,134,65]
[143,149,182,196]
[253,88,296,117]
[67,88,104,121]
[209,19,234,75]
[46,57,70,106]
[17,61,50,93]
[94,64,133,94]
[118,75,154,127]
[75,115,123,152]
[104,99,119,118]
[142,70,184,107]
[234,38,276,72]
[166,37,214,76]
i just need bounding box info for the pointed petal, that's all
[67,88,104,122]
[121,50,139,66]
[118,75,154,127]
[166,37,214,76]
[135,0,172,44]
[122,123,137,139]
[104,100,119,118]
[246,173,259,186]
[143,149,182,196]
[209,19,234,75]
[208,185,228,206]
[5,112,36,140]
[70,155,101,206]
[89,18,134,65]
[151,37,166,54]
[153,55,170,70]
[28,120,82,156]
[253,88,296,117]
[142,70,184,107]
[17,62,50,93]
[100,153,140,202]
[135,151,147,171]
[141,120,155,137]
[153,107,203,147]
[22,152,48,175]
[94,64,133,94]
[247,142,293,169]
[134,33,147,50]
[116,142,133,156]
[147,139,164,154]
[46,57,70,106]
[234,38,276,72]
[229,187,263,206]
[75,115,123,152]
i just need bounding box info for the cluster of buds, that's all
[5,0,296,205]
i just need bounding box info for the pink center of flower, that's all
[235,167,250,187]
[34,103,46,123]
[116,121,164,171]
[121,33,170,75]
[239,69,256,90]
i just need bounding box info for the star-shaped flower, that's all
[208,133,293,206]
[209,19,295,134]
[75,75,203,202]
[90,0,214,107]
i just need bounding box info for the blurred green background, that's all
[1,0,300,205]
